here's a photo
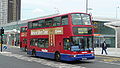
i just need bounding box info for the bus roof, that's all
[28,12,89,22]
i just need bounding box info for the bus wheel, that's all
[55,52,61,61]
[32,49,36,56]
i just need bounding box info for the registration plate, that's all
[82,58,87,60]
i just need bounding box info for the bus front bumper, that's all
[60,53,95,61]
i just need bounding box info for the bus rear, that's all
[20,26,27,51]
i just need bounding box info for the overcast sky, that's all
[21,0,120,20]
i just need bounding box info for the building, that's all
[92,17,120,48]
[0,14,59,46]
[93,19,120,56]
[0,0,21,25]
[8,0,21,23]
[104,21,120,48]
[0,0,8,25]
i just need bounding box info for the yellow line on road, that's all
[102,58,120,62]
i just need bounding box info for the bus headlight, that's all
[69,55,76,57]
[73,55,76,57]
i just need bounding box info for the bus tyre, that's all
[55,52,61,61]
[32,49,36,56]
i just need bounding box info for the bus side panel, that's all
[36,51,55,59]
[27,50,55,59]
[27,38,31,51]
[54,35,63,53]
[60,53,95,61]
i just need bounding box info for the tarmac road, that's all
[0,46,120,68]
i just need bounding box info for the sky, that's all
[21,0,120,20]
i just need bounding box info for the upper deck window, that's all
[38,20,45,28]
[62,15,68,25]
[28,22,32,29]
[21,27,27,32]
[72,13,91,25]
[45,18,53,27]
[32,21,39,28]
[28,15,69,29]
[53,17,61,26]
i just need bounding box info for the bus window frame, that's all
[53,16,61,26]
[71,13,91,25]
[20,27,27,32]
[61,15,69,25]
[45,18,53,27]
[28,22,33,29]
[30,38,49,48]
[28,14,70,29]
[38,19,45,28]
[32,21,39,28]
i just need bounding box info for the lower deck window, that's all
[30,38,48,48]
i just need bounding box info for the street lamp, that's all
[88,8,93,15]
[54,7,60,14]
[116,6,120,19]
[86,0,88,13]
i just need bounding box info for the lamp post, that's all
[116,6,120,19]
[86,0,88,13]
[54,7,60,14]
[88,8,93,15]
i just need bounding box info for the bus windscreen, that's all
[71,13,91,25]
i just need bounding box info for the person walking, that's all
[101,40,108,55]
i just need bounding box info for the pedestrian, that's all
[101,40,108,55]
[15,41,17,46]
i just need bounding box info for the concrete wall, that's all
[116,27,120,48]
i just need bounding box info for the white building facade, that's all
[0,0,8,25]
[0,0,21,25]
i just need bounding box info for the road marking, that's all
[100,57,120,62]
[0,51,86,68]
[96,55,111,58]
[96,55,120,62]
[98,61,120,66]
[95,55,120,66]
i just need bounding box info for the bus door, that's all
[83,36,93,51]
[49,28,63,52]
[54,35,63,52]
[48,34,56,52]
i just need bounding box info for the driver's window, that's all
[63,38,70,50]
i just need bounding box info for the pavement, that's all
[95,48,120,57]
[1,44,120,58]
[0,45,20,52]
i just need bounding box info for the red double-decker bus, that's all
[20,26,28,51]
[27,12,95,61]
